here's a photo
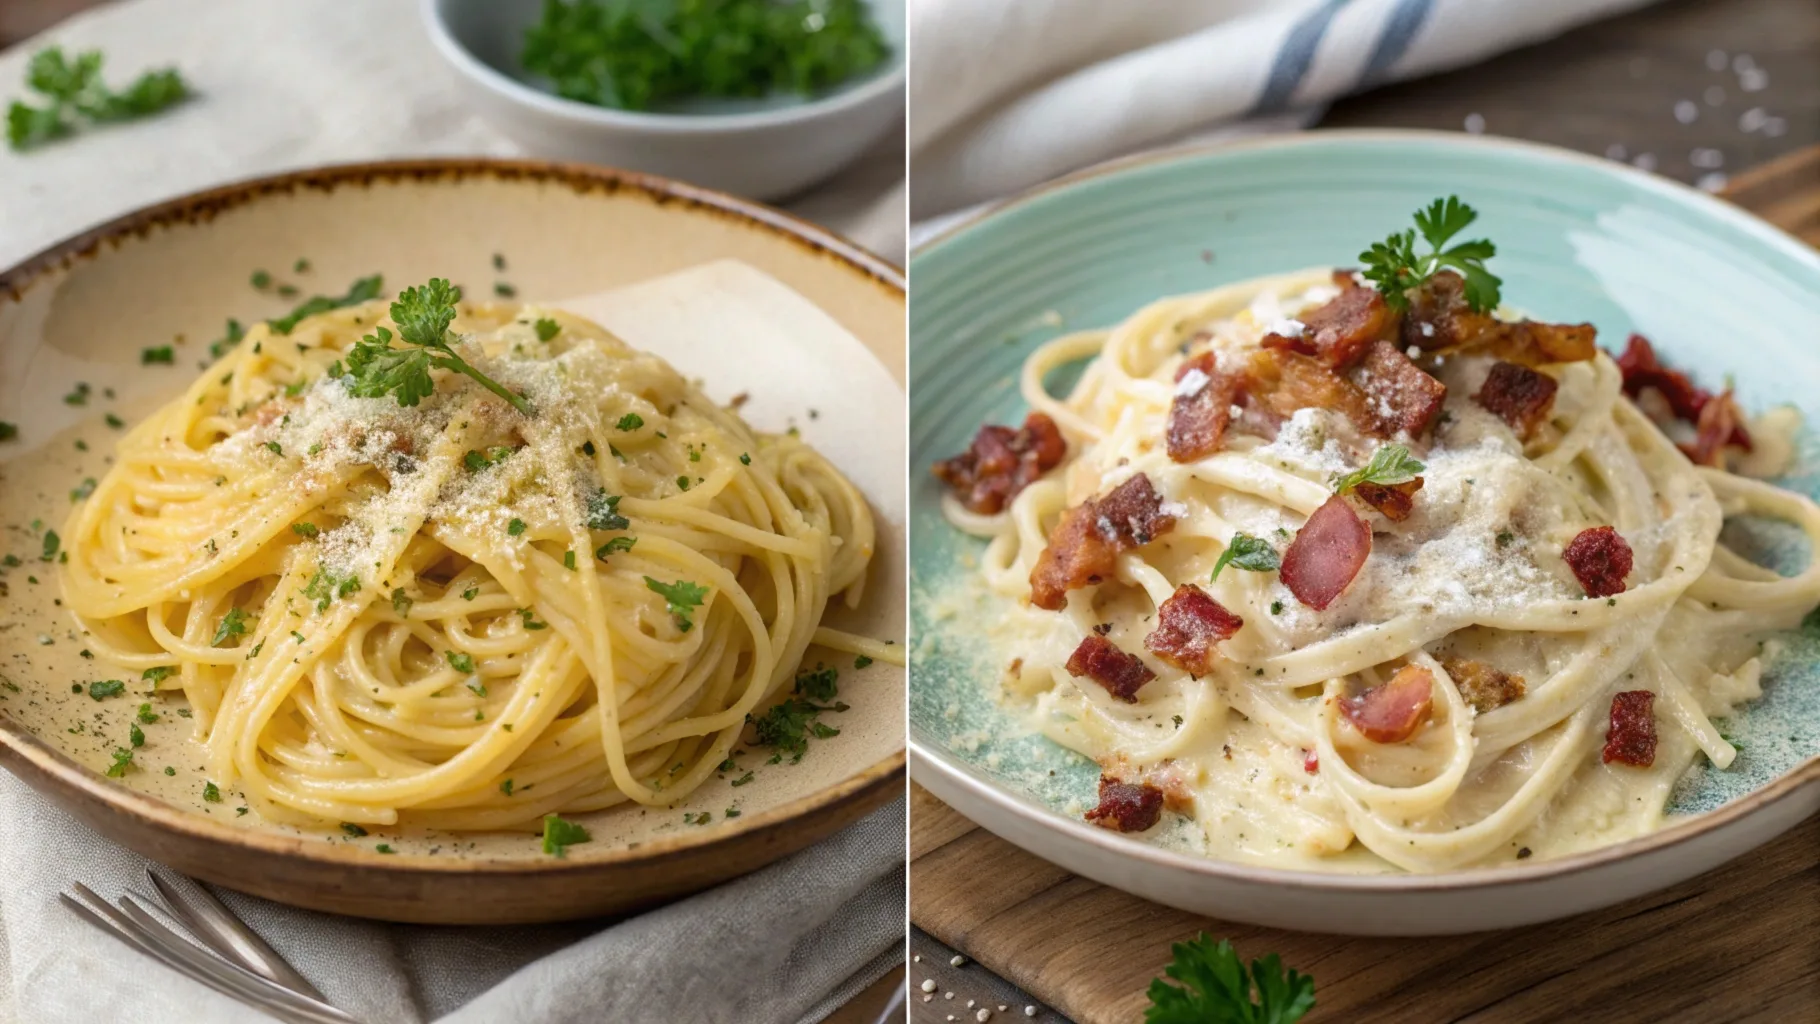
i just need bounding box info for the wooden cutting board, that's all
[909,148,1820,1024]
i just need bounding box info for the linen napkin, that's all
[909,0,1662,221]
[0,2,905,1022]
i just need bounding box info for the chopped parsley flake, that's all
[211,607,248,647]
[88,679,126,700]
[541,813,591,857]
[644,577,708,632]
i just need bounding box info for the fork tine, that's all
[62,885,360,1024]
[145,867,328,1002]
[62,891,331,1024]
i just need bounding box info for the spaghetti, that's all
[62,297,892,831]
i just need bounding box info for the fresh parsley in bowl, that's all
[519,0,891,113]
[422,0,905,202]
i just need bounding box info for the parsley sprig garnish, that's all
[7,47,190,151]
[342,278,533,416]
[1359,196,1501,313]
[1145,934,1315,1024]
[1332,444,1425,495]
[1210,534,1281,582]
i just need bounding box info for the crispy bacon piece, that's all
[1402,271,1595,365]
[1302,749,1320,774]
[1065,634,1156,702]
[1602,690,1657,767]
[1341,664,1435,743]
[1563,525,1632,598]
[1029,473,1176,610]
[1354,478,1423,521]
[1167,352,1241,462]
[1476,361,1558,437]
[1441,656,1527,714]
[1266,276,1393,368]
[1280,495,1372,610]
[1144,584,1244,675]
[1349,341,1448,438]
[1681,388,1747,468]
[1084,776,1165,832]
[932,412,1068,514]
[1618,335,1754,457]
[1246,348,1381,437]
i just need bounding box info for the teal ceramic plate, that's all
[907,131,1820,935]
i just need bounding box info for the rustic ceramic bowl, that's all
[908,130,1820,936]
[422,0,907,202]
[0,159,905,925]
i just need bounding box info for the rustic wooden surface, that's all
[909,786,1820,1024]
[1322,0,1819,192]
[913,0,1820,1007]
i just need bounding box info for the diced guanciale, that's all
[1245,348,1380,437]
[932,412,1068,514]
[1280,495,1372,610]
[1353,477,1423,521]
[1563,526,1632,598]
[1476,361,1558,437]
[1029,473,1176,610]
[1144,584,1243,675]
[1401,271,1596,365]
[1167,352,1240,462]
[1084,775,1165,832]
[1441,656,1527,714]
[1348,341,1448,437]
[1683,388,1748,468]
[1602,690,1657,767]
[1618,335,1753,459]
[1065,634,1156,702]
[1341,664,1435,743]
[1264,274,1393,368]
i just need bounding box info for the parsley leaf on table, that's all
[341,278,533,416]
[1210,534,1281,582]
[1332,444,1426,495]
[1145,934,1315,1024]
[1359,195,1501,313]
[6,47,190,152]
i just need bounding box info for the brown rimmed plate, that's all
[0,159,906,925]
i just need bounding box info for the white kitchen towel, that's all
[0,0,907,268]
[909,0,1660,219]
[0,2,904,1022]
[0,772,905,1024]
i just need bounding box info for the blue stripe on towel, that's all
[1251,0,1351,115]
[1360,0,1437,89]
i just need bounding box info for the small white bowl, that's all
[422,0,905,201]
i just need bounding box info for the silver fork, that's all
[61,868,362,1024]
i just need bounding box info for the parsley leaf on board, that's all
[644,577,709,633]
[7,47,190,152]
[341,278,532,415]
[105,746,135,778]
[747,663,847,764]
[1210,534,1281,582]
[1358,195,1501,313]
[88,679,126,701]
[1144,934,1315,1024]
[1332,444,1426,495]
[541,813,592,857]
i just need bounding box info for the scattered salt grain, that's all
[978,1011,993,1022]
[946,991,956,1000]
[1697,173,1729,193]
[1025,1008,1038,1018]
[1463,113,1485,134]
[1674,100,1698,124]
[1740,107,1768,132]
[1739,67,1767,92]
[1265,318,1306,340]
[922,980,938,994]
[951,955,966,967]
[1731,53,1755,74]
[1605,142,1627,161]
[1632,152,1657,173]
[1174,368,1211,398]
[1689,148,1724,170]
